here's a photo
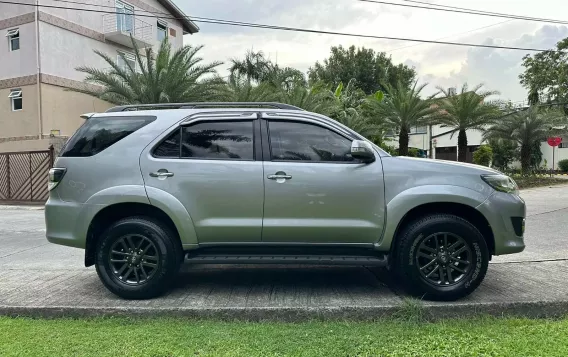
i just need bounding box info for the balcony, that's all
[103,13,153,49]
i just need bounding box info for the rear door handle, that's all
[267,174,292,180]
[150,171,174,178]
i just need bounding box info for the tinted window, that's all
[181,121,254,160]
[154,129,180,158]
[61,116,155,157]
[269,121,354,162]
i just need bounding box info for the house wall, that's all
[40,83,113,137]
[0,20,37,80]
[540,139,568,170]
[0,0,35,20]
[0,84,39,138]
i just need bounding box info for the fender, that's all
[145,186,199,247]
[376,185,491,250]
[84,185,199,247]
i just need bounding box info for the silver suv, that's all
[45,102,526,301]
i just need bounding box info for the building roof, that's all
[158,0,199,34]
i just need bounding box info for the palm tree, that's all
[483,106,567,173]
[75,38,221,104]
[435,83,502,162]
[214,74,279,102]
[229,50,272,84]
[366,81,438,156]
[281,83,336,116]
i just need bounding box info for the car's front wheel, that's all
[95,216,182,299]
[393,214,489,301]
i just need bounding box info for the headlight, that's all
[481,174,519,194]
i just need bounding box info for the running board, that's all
[185,254,388,266]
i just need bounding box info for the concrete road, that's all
[0,185,567,319]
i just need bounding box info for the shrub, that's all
[558,159,568,172]
[473,145,493,167]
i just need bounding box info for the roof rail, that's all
[105,102,303,113]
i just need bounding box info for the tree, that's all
[281,84,337,116]
[214,74,279,102]
[488,138,516,172]
[75,38,221,104]
[329,80,384,138]
[483,106,568,173]
[434,84,502,162]
[229,50,272,84]
[366,81,438,156]
[519,37,568,107]
[308,45,416,95]
[472,145,493,167]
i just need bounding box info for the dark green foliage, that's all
[558,159,568,172]
[308,45,416,94]
[473,145,493,167]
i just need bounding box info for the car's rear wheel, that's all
[95,216,182,299]
[394,214,489,301]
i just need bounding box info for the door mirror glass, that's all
[351,140,375,163]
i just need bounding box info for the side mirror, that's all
[351,140,375,163]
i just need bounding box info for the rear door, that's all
[261,115,385,244]
[139,113,264,243]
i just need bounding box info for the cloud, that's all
[417,25,568,100]
[177,0,568,102]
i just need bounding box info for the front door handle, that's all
[268,173,292,180]
[150,170,174,178]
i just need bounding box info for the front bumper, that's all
[45,195,105,249]
[476,191,526,255]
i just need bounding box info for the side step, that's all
[186,254,388,266]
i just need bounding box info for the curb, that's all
[0,205,44,211]
[1,300,567,321]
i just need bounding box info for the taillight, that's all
[48,168,66,191]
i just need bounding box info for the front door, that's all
[261,118,385,244]
[140,115,264,243]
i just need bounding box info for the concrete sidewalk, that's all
[1,260,568,320]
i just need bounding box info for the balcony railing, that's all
[102,13,153,48]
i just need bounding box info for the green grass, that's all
[1,316,568,356]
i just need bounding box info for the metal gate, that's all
[0,147,54,203]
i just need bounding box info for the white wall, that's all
[38,0,184,51]
[0,22,37,80]
[540,139,568,170]
[0,0,35,21]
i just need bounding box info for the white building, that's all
[389,124,568,169]
[0,0,198,152]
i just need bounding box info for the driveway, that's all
[1,185,567,320]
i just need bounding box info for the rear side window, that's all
[61,116,155,157]
[154,121,254,160]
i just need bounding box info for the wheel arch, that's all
[85,202,181,267]
[378,186,494,256]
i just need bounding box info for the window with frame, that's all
[560,141,568,149]
[268,121,354,162]
[410,125,427,134]
[154,121,255,160]
[117,51,136,71]
[157,21,167,42]
[6,28,19,51]
[8,89,22,111]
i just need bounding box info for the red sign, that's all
[548,137,562,147]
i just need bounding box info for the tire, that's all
[95,216,183,299]
[393,214,489,301]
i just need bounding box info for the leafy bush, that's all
[558,159,568,172]
[407,148,420,157]
[488,139,517,171]
[473,145,493,167]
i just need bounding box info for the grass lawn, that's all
[1,316,568,356]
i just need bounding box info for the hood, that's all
[380,156,499,203]
[389,156,502,175]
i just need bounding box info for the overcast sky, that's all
[174,0,568,102]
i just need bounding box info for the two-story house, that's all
[0,0,198,153]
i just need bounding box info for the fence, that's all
[0,147,54,203]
